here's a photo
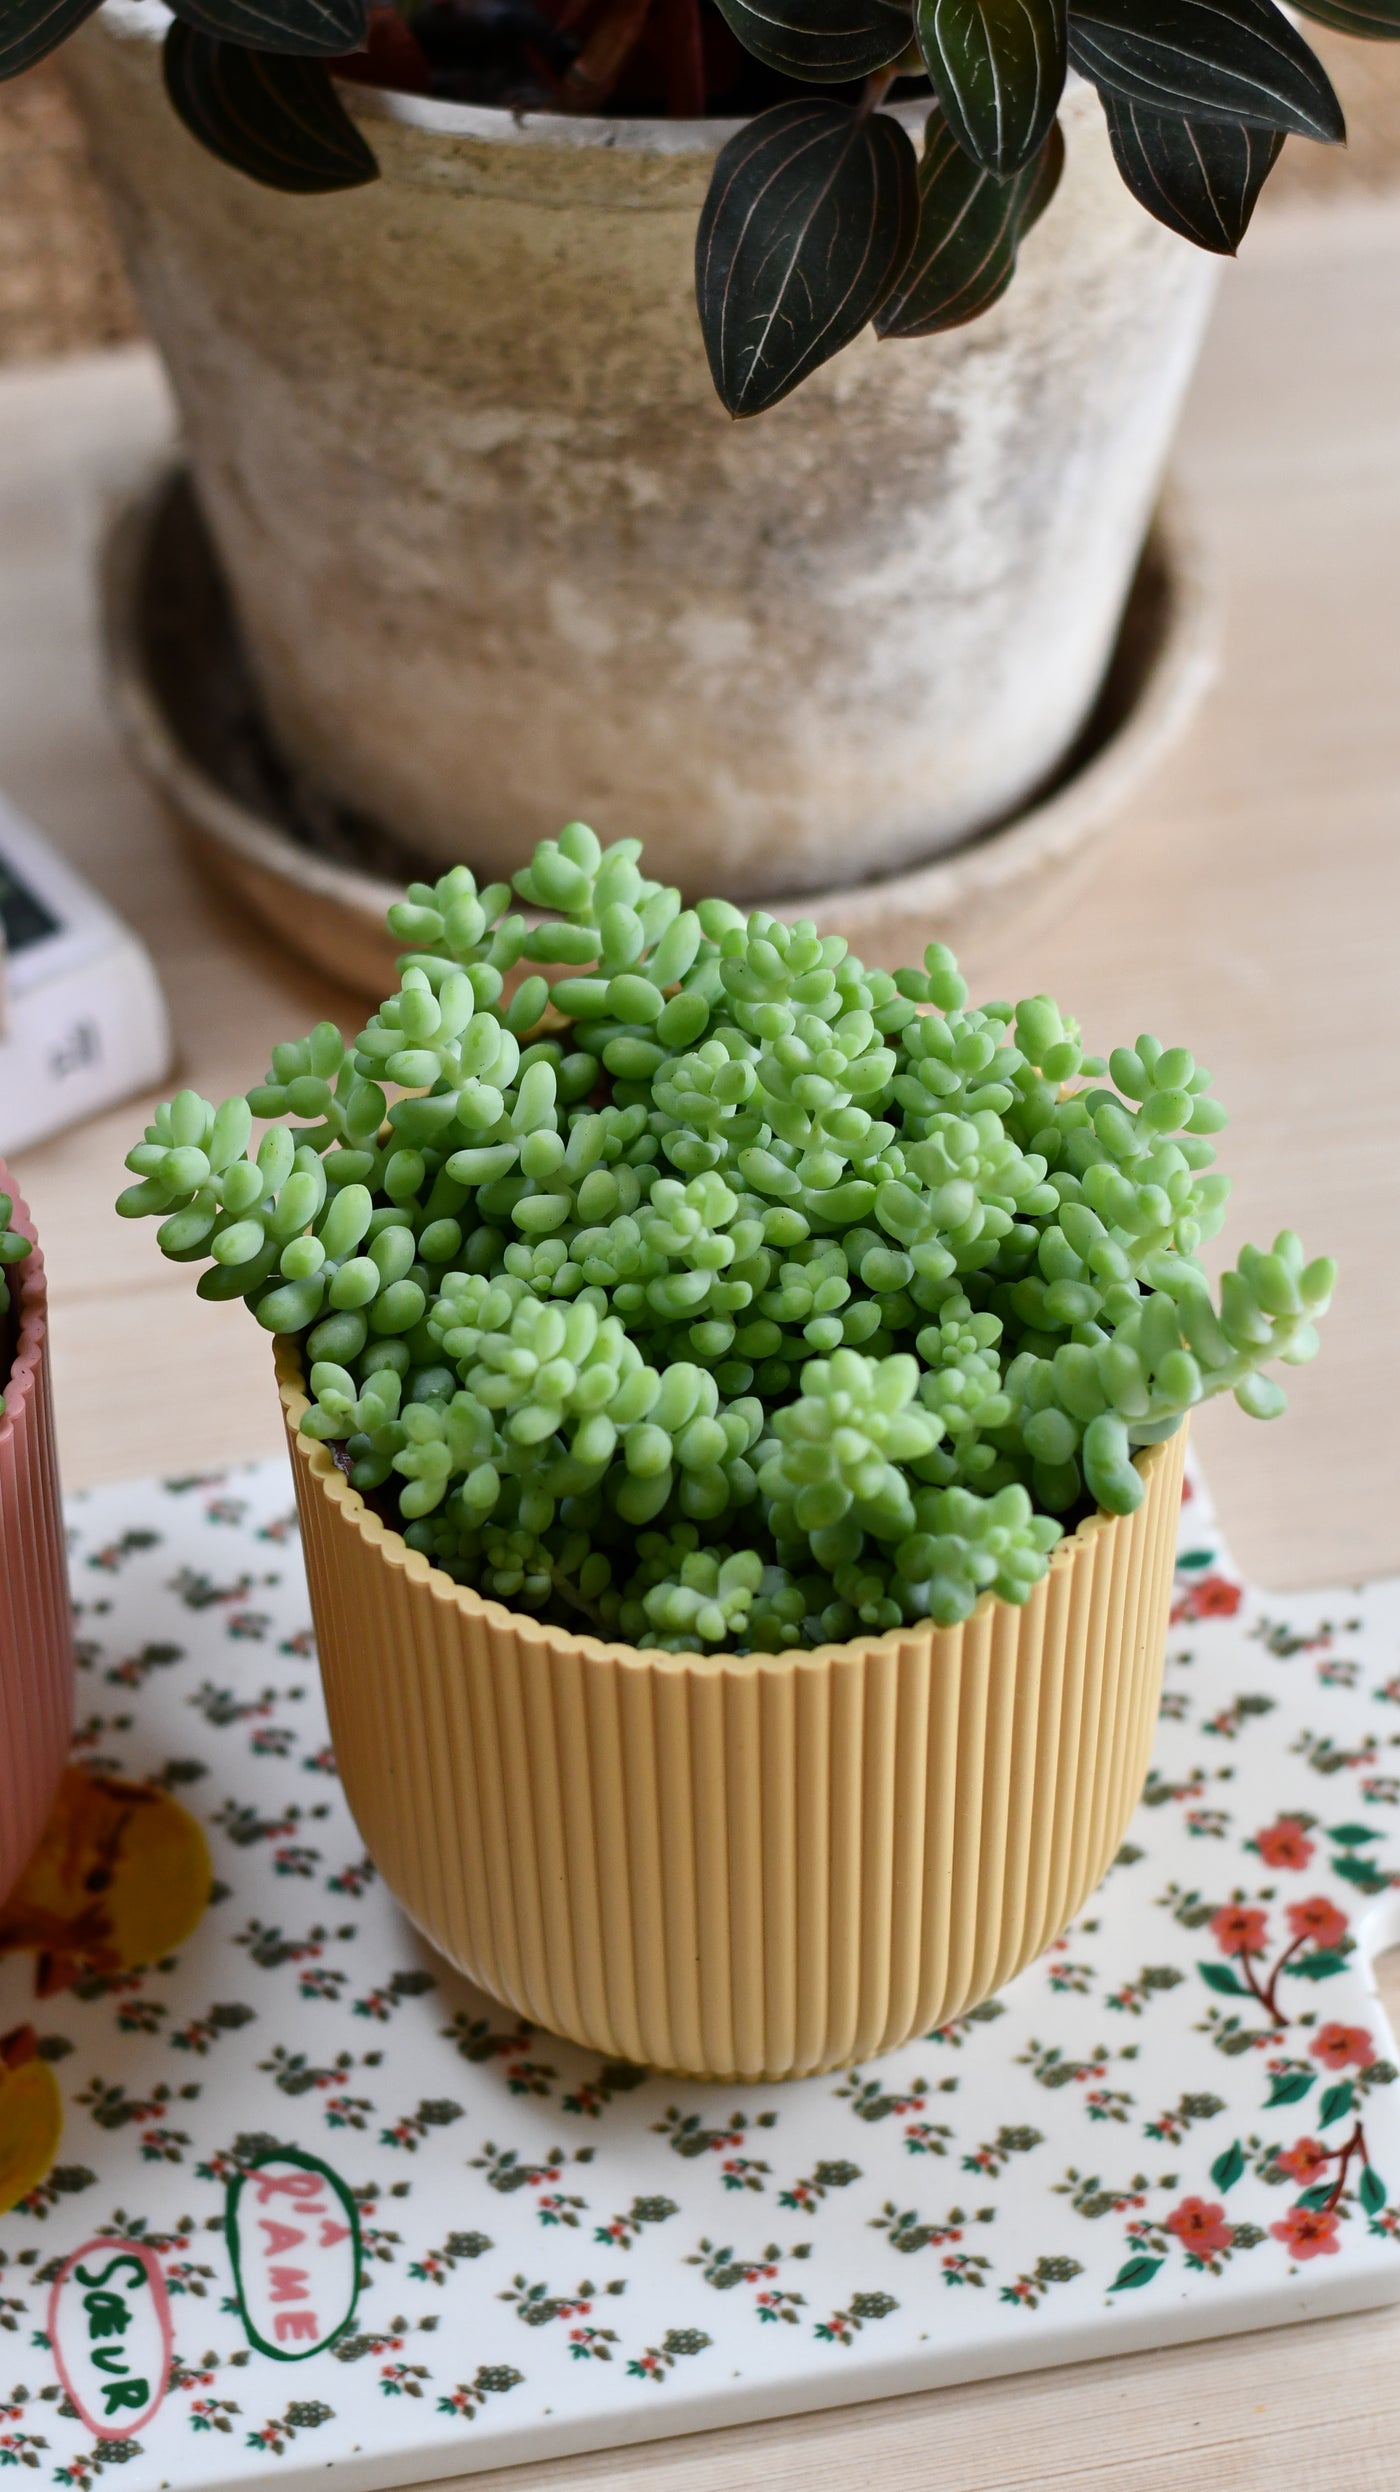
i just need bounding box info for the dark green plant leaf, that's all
[1210,2138,1246,2192]
[1333,1853,1393,1893]
[710,0,912,82]
[1102,95,1281,251]
[1294,2183,1336,2211]
[1289,1948,1350,1980]
[0,0,102,81]
[169,0,370,57]
[696,100,919,416]
[875,109,1061,336]
[1068,0,1344,140]
[163,21,380,193]
[1327,1823,1382,1845]
[1108,2254,1164,2289]
[915,0,1065,171]
[1265,2069,1316,2107]
[1360,2164,1387,2216]
[1292,0,1400,35]
[1196,1960,1249,1997]
[1319,2079,1355,2126]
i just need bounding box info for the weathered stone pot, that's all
[68,1,1218,900]
[0,1169,75,1907]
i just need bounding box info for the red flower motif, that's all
[1254,1818,1316,1872]
[1285,1896,1349,1951]
[1270,2205,1342,2261]
[1165,2196,1234,2257]
[1211,1904,1268,1958]
[1173,1573,1244,1623]
[1311,2022,1377,2071]
[1275,2137,1331,2183]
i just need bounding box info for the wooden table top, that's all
[4,192,1399,2489]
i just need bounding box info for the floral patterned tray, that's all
[2,1457,1399,2490]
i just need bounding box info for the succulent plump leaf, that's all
[117,827,1335,1657]
[709,0,914,83]
[168,0,370,55]
[695,99,920,417]
[916,0,1066,173]
[1101,93,1282,248]
[1067,0,1345,141]
[162,21,380,192]
[876,111,1062,336]
[0,0,102,79]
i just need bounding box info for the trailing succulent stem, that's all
[5,0,1383,412]
[118,824,1333,1655]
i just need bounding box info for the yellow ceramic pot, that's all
[278,1340,1185,2081]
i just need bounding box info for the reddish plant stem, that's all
[1321,2121,1369,2214]
[559,0,657,110]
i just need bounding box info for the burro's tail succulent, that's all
[117,825,1333,1652]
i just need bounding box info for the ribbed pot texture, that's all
[278,1341,1185,2079]
[67,4,1217,899]
[0,1170,75,1907]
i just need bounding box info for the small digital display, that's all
[0,846,61,956]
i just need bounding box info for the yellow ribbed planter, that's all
[277,1341,1185,2081]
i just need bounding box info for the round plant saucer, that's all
[100,463,1216,997]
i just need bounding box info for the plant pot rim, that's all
[0,1163,48,1454]
[276,1332,1182,1676]
[93,0,947,150]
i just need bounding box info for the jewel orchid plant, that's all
[117,826,1332,1653]
[2,0,1391,414]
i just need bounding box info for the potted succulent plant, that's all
[44,0,1389,897]
[116,825,1333,2077]
[0,1177,76,1907]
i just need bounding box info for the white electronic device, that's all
[0,795,171,1155]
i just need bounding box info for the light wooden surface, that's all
[3,195,1400,2485]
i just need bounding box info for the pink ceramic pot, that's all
[0,1166,74,1905]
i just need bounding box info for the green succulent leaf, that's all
[163,21,380,192]
[876,111,1062,336]
[1068,0,1345,140]
[1101,94,1282,250]
[696,100,919,416]
[710,0,913,83]
[916,0,1066,172]
[168,0,370,54]
[0,0,102,79]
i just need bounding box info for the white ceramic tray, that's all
[1,1457,1398,2489]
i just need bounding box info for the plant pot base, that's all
[102,462,1215,994]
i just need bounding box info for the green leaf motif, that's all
[1319,2080,1355,2128]
[1294,2184,1335,2211]
[1102,96,1282,252]
[916,0,1066,172]
[1327,1824,1382,1846]
[0,0,102,79]
[875,110,1062,337]
[1289,1950,1350,1981]
[1197,1961,1249,1998]
[1265,2070,1316,2107]
[1068,0,1345,141]
[1108,2254,1164,2290]
[711,0,913,82]
[696,101,919,416]
[1210,2138,1245,2193]
[169,0,370,54]
[163,21,380,194]
[1360,2165,1387,2217]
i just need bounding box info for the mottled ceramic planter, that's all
[68,3,1217,900]
[277,1338,1186,2081]
[0,1170,75,1906]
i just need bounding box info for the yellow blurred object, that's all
[0,1767,211,1995]
[0,2027,63,2216]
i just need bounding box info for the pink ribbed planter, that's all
[0,1167,74,1906]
